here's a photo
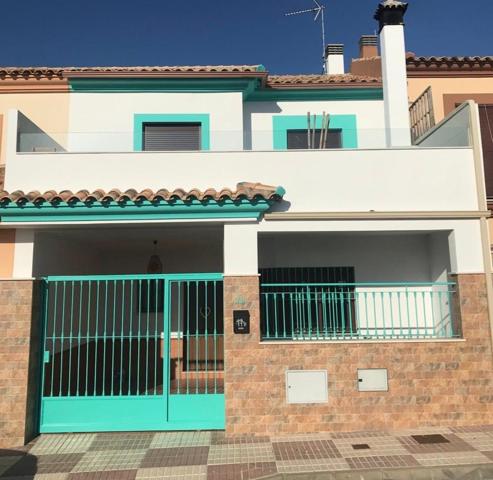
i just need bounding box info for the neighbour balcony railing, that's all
[409,86,436,144]
[260,282,459,341]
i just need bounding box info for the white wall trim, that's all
[12,229,35,278]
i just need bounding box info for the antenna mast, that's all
[285,0,327,73]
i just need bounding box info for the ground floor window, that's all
[259,266,356,339]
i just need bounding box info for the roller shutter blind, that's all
[479,105,493,198]
[143,123,201,151]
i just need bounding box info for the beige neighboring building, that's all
[0,68,70,172]
[0,69,70,276]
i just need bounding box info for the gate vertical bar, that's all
[85,281,91,396]
[68,281,74,396]
[120,280,125,396]
[94,281,100,395]
[59,281,66,396]
[154,278,158,395]
[205,281,208,394]
[164,278,170,421]
[128,281,133,395]
[40,280,50,399]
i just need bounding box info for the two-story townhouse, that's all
[1,0,493,447]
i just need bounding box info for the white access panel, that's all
[286,370,328,404]
[357,369,389,392]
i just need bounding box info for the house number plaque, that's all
[233,310,250,334]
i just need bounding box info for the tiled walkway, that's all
[2,426,493,479]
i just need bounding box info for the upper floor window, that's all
[142,122,202,151]
[286,128,343,149]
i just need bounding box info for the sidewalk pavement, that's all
[1,425,493,479]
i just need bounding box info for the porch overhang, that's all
[0,182,285,223]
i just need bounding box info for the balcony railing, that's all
[409,86,436,144]
[260,282,459,341]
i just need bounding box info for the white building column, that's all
[223,223,258,276]
[12,229,35,278]
[375,1,411,147]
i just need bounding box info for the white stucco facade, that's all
[244,99,386,150]
[5,146,479,213]
[67,92,245,152]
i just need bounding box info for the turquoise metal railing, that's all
[260,282,458,341]
[41,275,224,398]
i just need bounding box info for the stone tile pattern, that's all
[0,280,41,448]
[223,274,493,436]
[1,429,493,479]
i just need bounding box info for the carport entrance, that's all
[39,273,224,433]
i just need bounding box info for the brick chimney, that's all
[374,0,411,147]
[359,35,378,58]
[324,44,345,75]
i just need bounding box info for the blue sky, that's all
[3,0,492,74]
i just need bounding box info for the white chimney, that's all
[325,44,345,75]
[374,0,411,147]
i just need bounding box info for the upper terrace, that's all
[0,102,486,215]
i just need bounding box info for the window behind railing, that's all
[260,277,458,341]
[286,129,343,149]
[259,267,356,339]
[142,123,202,151]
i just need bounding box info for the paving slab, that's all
[1,425,493,479]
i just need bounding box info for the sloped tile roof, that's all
[267,74,381,87]
[0,65,264,79]
[0,182,285,205]
[407,56,493,68]
[0,65,383,87]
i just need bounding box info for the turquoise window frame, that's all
[272,114,358,150]
[133,114,210,151]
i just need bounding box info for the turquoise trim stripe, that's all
[272,114,358,150]
[69,78,260,97]
[68,78,382,102]
[134,113,210,151]
[250,88,383,102]
[0,198,276,222]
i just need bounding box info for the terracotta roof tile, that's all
[0,182,285,205]
[266,74,381,87]
[407,56,493,71]
[0,65,264,79]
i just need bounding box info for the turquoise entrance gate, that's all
[39,274,225,433]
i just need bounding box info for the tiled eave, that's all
[0,65,385,93]
[0,182,286,223]
[407,56,493,77]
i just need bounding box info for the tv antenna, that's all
[285,0,327,72]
